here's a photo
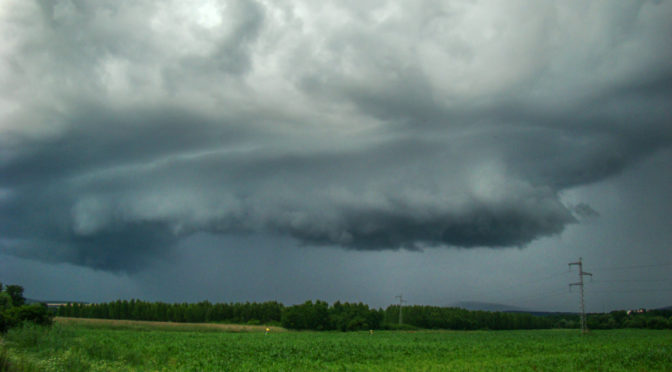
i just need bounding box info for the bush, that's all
[0,284,54,334]
[646,316,670,330]
[0,311,16,333]
[624,317,647,329]
[346,316,368,331]
[4,322,49,348]
[1,304,53,332]
[0,346,9,372]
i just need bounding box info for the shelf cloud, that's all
[1,0,671,271]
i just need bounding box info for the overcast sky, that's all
[1,0,670,313]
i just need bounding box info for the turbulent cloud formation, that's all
[1,0,671,271]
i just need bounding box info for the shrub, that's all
[646,316,670,330]
[0,285,54,334]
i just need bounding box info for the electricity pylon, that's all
[395,294,407,325]
[569,257,592,334]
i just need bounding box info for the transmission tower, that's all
[569,257,592,334]
[395,294,407,325]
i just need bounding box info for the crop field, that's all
[1,318,671,371]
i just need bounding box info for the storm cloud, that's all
[1,0,671,272]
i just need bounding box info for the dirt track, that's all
[55,317,286,332]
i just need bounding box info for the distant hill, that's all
[451,301,577,316]
[25,298,87,305]
[451,301,529,312]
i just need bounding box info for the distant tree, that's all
[281,305,307,330]
[0,292,12,311]
[646,316,670,330]
[5,285,25,306]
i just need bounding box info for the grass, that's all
[1,318,671,371]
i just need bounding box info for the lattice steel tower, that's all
[569,257,592,334]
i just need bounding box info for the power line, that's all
[587,289,672,294]
[455,261,667,313]
[591,263,672,271]
[592,279,670,284]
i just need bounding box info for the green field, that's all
[1,318,671,371]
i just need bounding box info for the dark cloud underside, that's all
[1,0,671,272]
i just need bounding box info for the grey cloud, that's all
[1,0,671,272]
[0,125,577,270]
[572,203,600,219]
[4,224,174,272]
[1,105,258,187]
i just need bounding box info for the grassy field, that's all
[1,318,671,371]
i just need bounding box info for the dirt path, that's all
[55,317,286,332]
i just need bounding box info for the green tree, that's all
[0,292,12,311]
[5,285,25,306]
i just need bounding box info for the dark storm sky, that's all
[1,0,670,312]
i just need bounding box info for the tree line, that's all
[383,305,553,330]
[55,297,672,331]
[586,310,672,330]
[57,299,283,325]
[4,280,669,333]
